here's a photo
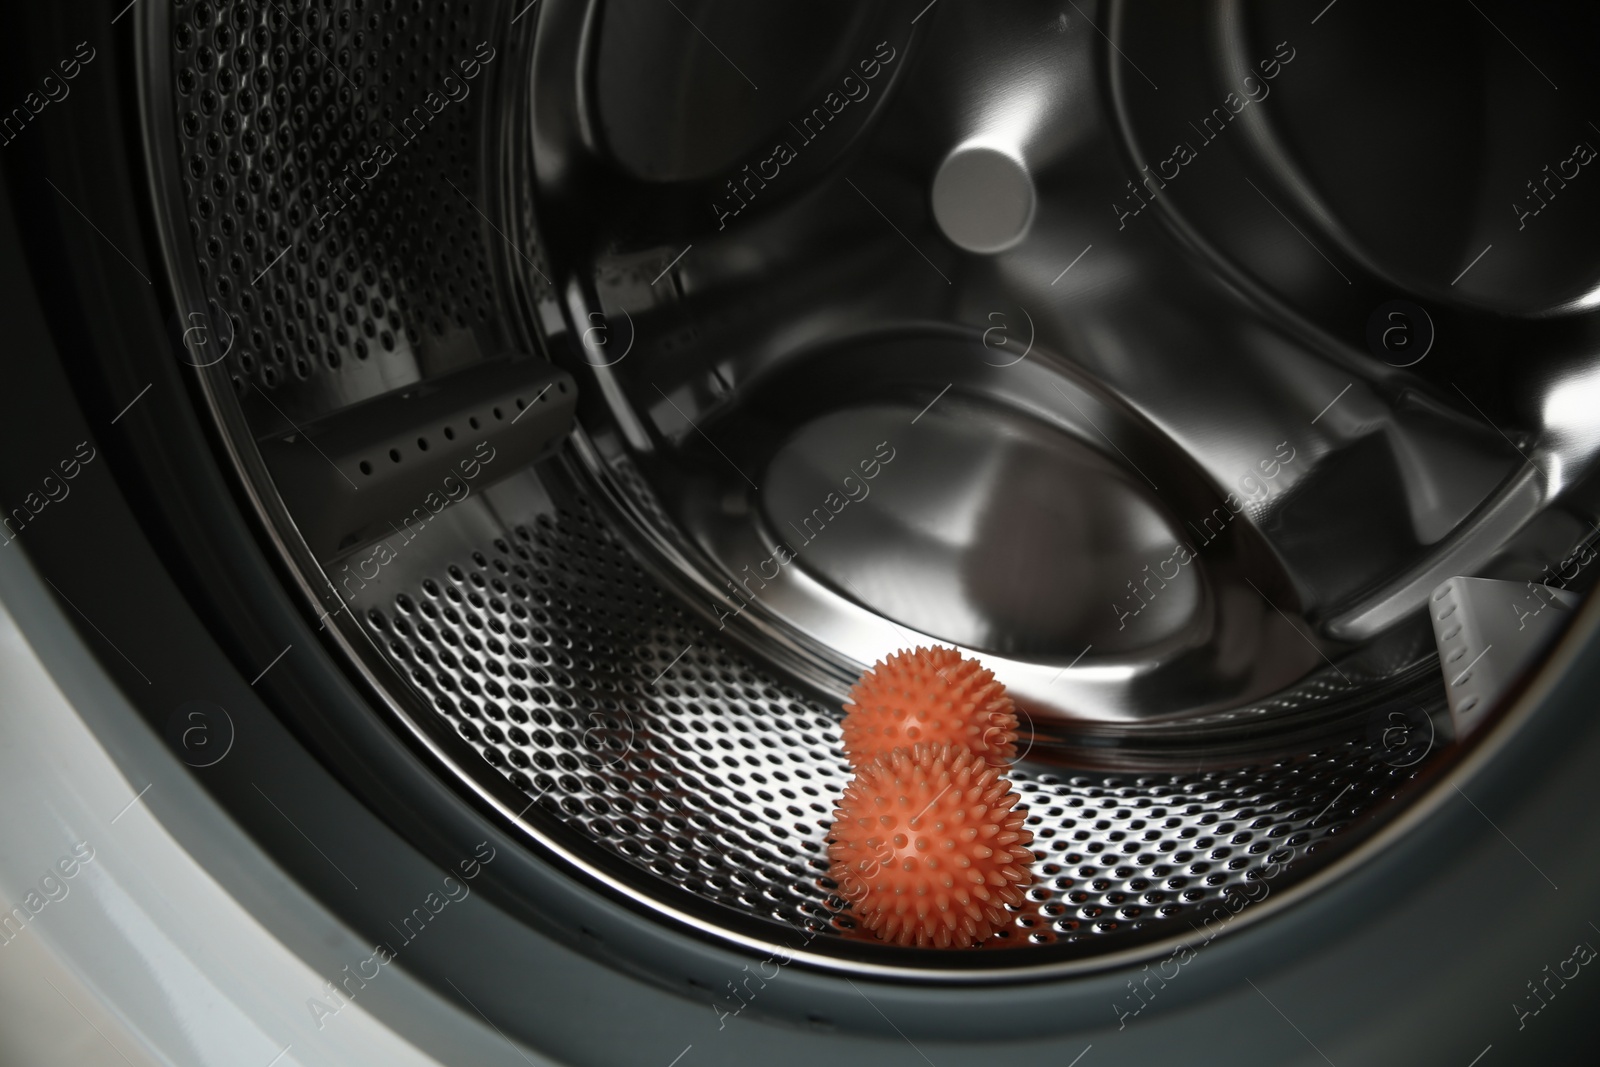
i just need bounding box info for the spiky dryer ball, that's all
[828,743,1035,949]
[841,646,1019,768]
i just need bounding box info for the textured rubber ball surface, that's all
[828,743,1035,949]
[841,646,1020,768]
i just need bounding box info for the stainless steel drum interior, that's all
[138,0,1600,975]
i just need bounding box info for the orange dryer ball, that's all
[828,743,1035,949]
[842,646,1018,767]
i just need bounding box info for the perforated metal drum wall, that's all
[357,489,1430,949]
[169,0,505,420]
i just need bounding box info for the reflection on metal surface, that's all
[1429,576,1582,739]
[932,145,1036,254]
[546,0,1600,730]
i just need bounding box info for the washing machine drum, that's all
[10,0,1600,1060]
